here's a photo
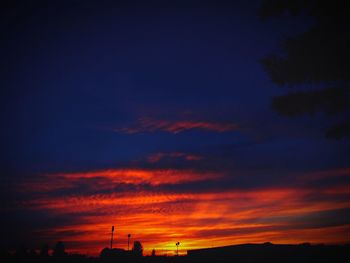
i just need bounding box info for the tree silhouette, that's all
[132,241,143,257]
[29,248,37,257]
[151,249,156,256]
[259,0,350,139]
[40,243,49,257]
[14,245,27,258]
[53,241,66,257]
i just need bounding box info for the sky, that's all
[1,0,350,256]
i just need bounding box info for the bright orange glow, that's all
[19,167,350,256]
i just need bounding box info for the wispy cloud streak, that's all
[147,152,203,163]
[114,118,239,134]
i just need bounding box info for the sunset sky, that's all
[1,0,350,256]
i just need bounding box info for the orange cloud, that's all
[114,118,239,134]
[18,167,350,256]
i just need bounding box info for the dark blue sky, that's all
[1,0,350,253]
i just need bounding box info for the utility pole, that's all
[110,226,114,249]
[128,234,131,251]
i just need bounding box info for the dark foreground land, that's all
[2,243,349,263]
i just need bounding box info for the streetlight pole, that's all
[128,234,131,251]
[176,242,180,256]
[110,226,114,249]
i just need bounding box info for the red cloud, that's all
[20,168,222,194]
[147,152,203,163]
[300,167,350,181]
[115,118,239,134]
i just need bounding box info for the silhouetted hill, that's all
[187,243,350,263]
[1,243,349,263]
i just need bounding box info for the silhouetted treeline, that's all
[1,242,349,263]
